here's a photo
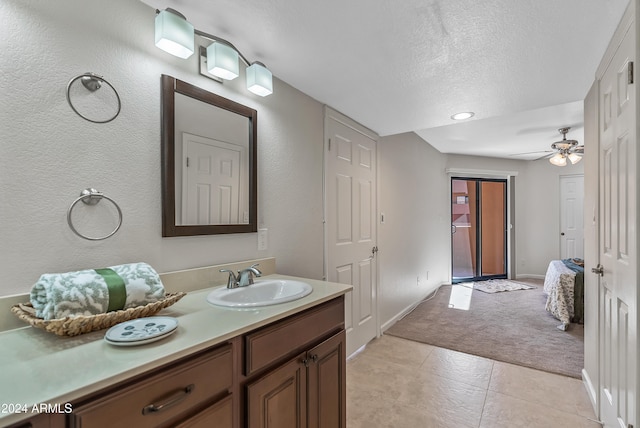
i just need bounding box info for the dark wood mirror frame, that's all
[161,75,258,236]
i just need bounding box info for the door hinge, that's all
[186,157,190,167]
[328,138,331,151]
[629,61,634,84]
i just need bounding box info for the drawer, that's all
[71,344,232,428]
[245,296,344,376]
[174,394,233,428]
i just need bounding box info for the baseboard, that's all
[582,368,599,419]
[516,274,545,280]
[380,282,446,333]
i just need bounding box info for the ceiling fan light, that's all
[568,153,582,164]
[155,9,194,59]
[206,42,239,80]
[549,153,567,166]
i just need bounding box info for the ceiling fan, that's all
[511,127,584,166]
[547,127,584,166]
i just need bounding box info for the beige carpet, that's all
[385,279,584,378]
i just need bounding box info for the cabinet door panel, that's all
[307,330,346,428]
[174,394,233,428]
[246,353,307,428]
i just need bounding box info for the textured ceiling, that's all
[140,0,628,158]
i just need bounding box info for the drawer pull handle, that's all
[142,384,195,415]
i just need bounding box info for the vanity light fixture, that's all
[206,42,239,80]
[154,9,274,97]
[154,9,194,59]
[451,111,475,121]
[246,62,273,97]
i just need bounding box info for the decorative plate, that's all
[104,316,178,345]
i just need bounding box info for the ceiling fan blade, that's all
[508,150,554,156]
[533,152,555,161]
[572,145,584,154]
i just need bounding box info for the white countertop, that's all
[0,274,351,426]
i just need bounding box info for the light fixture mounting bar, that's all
[194,29,252,67]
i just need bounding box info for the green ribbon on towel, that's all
[95,268,126,312]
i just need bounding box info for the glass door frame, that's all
[451,177,508,283]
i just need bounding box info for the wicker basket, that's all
[10,292,186,337]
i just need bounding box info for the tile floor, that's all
[347,335,600,428]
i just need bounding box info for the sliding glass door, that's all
[451,178,507,282]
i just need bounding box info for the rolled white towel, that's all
[30,262,165,320]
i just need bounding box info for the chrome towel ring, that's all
[66,72,121,123]
[67,188,123,241]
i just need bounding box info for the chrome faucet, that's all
[238,264,262,287]
[220,263,262,289]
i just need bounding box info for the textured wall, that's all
[377,132,450,329]
[0,0,324,295]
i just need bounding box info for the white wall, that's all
[377,132,450,329]
[0,0,325,296]
[519,158,584,275]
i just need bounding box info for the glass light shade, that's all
[246,63,273,97]
[155,10,194,59]
[206,42,239,80]
[549,153,567,166]
[568,153,582,164]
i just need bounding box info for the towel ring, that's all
[66,72,121,124]
[67,188,123,241]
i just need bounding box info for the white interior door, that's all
[182,133,245,225]
[325,109,378,356]
[559,175,584,259]
[597,7,636,427]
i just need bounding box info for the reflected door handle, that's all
[591,264,604,276]
[451,225,457,234]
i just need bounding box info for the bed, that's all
[543,259,585,331]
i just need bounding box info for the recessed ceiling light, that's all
[451,111,475,120]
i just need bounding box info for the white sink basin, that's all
[206,279,313,308]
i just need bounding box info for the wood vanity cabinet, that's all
[10,295,347,428]
[242,297,346,428]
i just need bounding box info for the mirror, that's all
[161,75,257,236]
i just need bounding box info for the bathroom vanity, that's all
[0,262,351,428]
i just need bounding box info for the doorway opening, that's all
[451,178,507,283]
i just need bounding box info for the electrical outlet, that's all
[258,228,268,251]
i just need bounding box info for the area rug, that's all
[385,279,584,378]
[460,279,535,294]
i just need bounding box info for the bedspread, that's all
[543,260,578,330]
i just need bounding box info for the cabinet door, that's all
[307,330,346,428]
[246,353,307,428]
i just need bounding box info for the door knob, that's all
[560,232,565,236]
[591,264,604,276]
